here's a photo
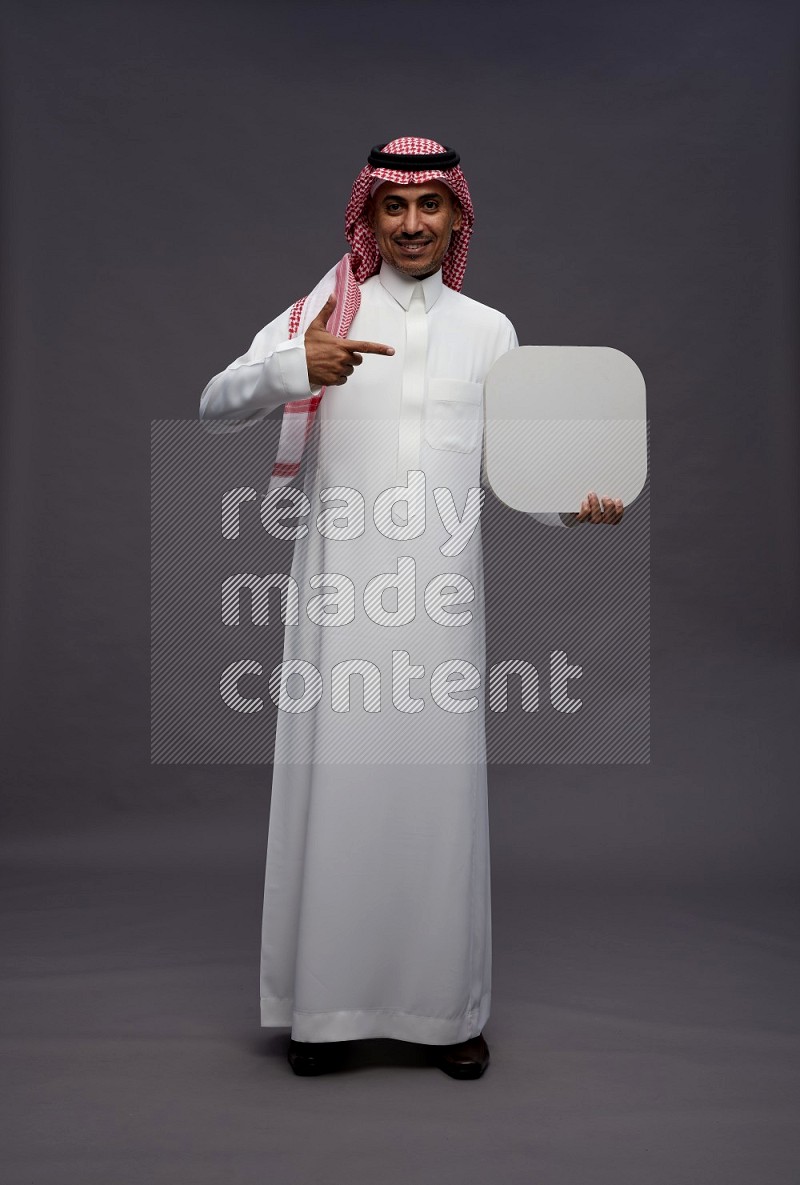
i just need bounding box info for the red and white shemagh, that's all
[267,137,475,491]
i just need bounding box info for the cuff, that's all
[275,338,315,400]
[530,511,572,528]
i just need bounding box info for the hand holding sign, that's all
[565,491,626,526]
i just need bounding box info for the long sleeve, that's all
[199,306,316,429]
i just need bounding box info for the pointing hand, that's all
[304,294,395,388]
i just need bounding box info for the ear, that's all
[451,199,463,232]
[365,196,376,229]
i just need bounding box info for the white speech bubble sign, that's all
[484,346,648,514]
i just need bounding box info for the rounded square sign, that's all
[484,346,647,513]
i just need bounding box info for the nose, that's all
[401,204,422,236]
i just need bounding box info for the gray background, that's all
[1,1,799,1182]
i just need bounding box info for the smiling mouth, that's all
[396,240,433,253]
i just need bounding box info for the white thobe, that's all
[201,262,559,1044]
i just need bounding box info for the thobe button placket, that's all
[396,283,427,485]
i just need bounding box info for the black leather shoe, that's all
[435,1033,490,1079]
[287,1038,346,1076]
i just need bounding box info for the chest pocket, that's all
[424,378,484,453]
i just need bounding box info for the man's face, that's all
[368,181,463,279]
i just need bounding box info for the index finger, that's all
[342,339,395,356]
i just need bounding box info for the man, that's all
[200,137,622,1079]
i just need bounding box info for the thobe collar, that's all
[378,262,443,312]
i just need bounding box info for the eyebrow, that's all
[381,192,444,205]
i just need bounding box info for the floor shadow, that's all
[247,1030,436,1073]
[341,1038,435,1073]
